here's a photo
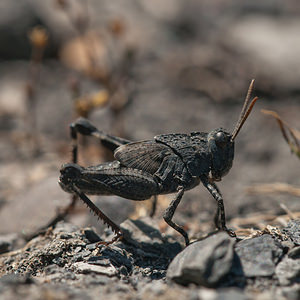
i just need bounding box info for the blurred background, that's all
[0,0,299,244]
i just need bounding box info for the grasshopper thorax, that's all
[208,128,234,181]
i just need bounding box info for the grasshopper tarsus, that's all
[96,232,123,247]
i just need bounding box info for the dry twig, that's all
[262,109,300,158]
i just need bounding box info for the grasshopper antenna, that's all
[231,79,259,141]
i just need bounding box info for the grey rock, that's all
[235,234,284,277]
[96,246,133,271]
[167,232,236,287]
[74,246,83,253]
[288,246,300,259]
[87,257,112,267]
[83,228,101,243]
[80,250,92,257]
[277,285,300,300]
[120,217,182,258]
[275,256,300,286]
[121,217,164,247]
[73,262,117,277]
[86,243,98,251]
[283,219,300,246]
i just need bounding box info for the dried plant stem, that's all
[25,27,48,155]
[262,109,300,158]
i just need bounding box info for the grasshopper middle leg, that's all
[163,186,190,246]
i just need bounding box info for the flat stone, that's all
[235,234,284,277]
[83,228,101,243]
[120,217,182,258]
[120,217,164,246]
[86,243,97,251]
[96,246,133,271]
[73,262,117,277]
[275,256,300,286]
[288,246,300,259]
[167,232,236,287]
[87,257,112,267]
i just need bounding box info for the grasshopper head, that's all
[208,128,234,181]
[208,79,259,181]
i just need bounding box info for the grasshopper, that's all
[59,80,258,246]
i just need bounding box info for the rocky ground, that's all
[0,219,300,299]
[0,1,300,299]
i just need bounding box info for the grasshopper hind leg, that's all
[70,117,131,163]
[60,162,160,200]
[59,162,161,244]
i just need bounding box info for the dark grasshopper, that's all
[59,80,258,246]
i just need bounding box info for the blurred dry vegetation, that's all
[0,0,299,243]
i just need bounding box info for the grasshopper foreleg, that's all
[200,176,236,237]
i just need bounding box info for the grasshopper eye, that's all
[215,131,227,147]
